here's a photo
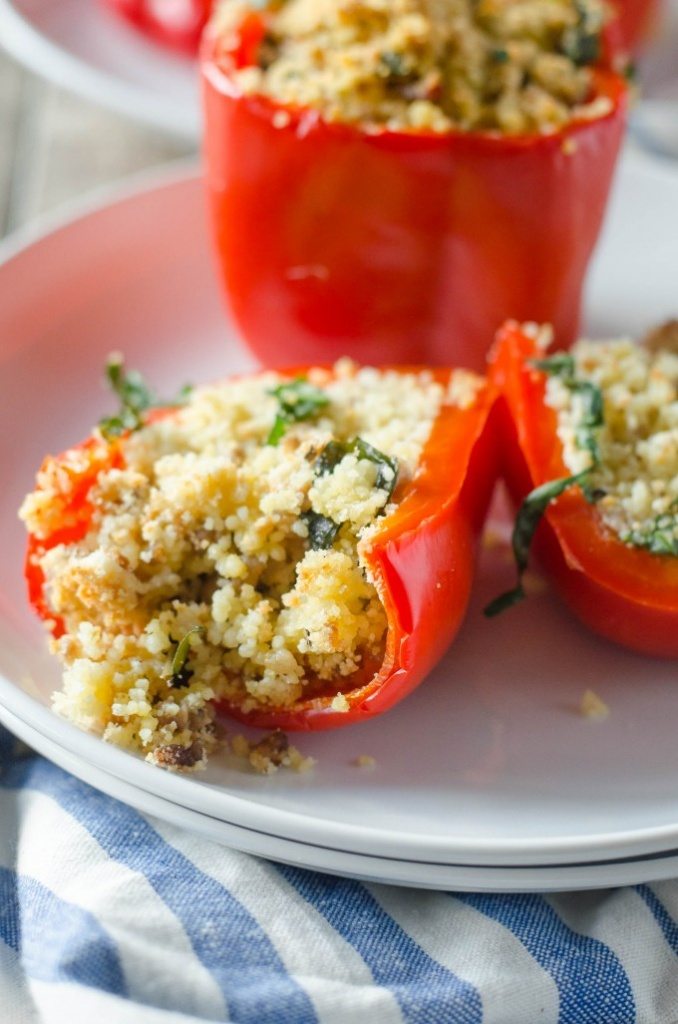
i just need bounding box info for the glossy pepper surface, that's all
[24,367,498,729]
[103,0,211,53]
[489,320,678,658]
[202,23,628,372]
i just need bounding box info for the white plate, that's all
[632,0,678,158]
[9,703,678,892]
[2,154,678,876]
[0,0,199,139]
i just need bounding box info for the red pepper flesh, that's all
[616,0,662,52]
[202,26,628,372]
[489,321,678,658]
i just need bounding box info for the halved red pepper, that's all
[103,0,212,54]
[201,20,628,372]
[489,320,678,658]
[24,367,498,729]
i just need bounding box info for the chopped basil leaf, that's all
[315,439,348,476]
[570,380,604,462]
[302,510,341,550]
[379,50,410,80]
[266,377,329,445]
[530,354,575,377]
[561,1,602,66]
[623,511,678,557]
[484,471,589,618]
[99,356,191,440]
[353,438,399,500]
[315,437,399,502]
[490,47,510,64]
[529,353,604,463]
[169,626,205,686]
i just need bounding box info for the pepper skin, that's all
[103,0,211,54]
[616,0,661,52]
[24,368,498,728]
[489,321,678,658]
[201,25,628,372]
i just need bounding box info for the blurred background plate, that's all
[0,0,199,139]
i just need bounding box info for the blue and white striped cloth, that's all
[2,724,678,1024]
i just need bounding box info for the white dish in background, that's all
[0,0,199,139]
[632,0,678,158]
[2,153,678,884]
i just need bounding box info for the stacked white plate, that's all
[2,156,678,892]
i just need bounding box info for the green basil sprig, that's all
[267,378,329,445]
[485,353,605,617]
[99,355,191,440]
[484,471,590,617]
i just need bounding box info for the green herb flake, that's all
[99,355,192,441]
[315,437,399,502]
[529,353,604,463]
[490,47,510,64]
[561,1,602,66]
[302,510,341,550]
[266,377,329,445]
[379,50,414,82]
[169,626,206,687]
[623,512,678,557]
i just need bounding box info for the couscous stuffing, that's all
[213,0,612,134]
[543,325,678,556]
[20,360,469,771]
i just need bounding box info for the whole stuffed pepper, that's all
[103,0,212,53]
[202,0,629,371]
[20,359,496,770]
[487,319,678,658]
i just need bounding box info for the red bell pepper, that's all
[488,320,678,658]
[24,366,498,729]
[616,0,661,52]
[103,0,211,54]
[201,21,628,372]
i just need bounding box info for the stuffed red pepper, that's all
[202,0,628,371]
[20,359,496,770]
[487,319,678,658]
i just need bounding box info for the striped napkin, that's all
[1,724,677,1024]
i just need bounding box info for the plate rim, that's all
[4,155,678,868]
[7,702,678,892]
[0,0,198,139]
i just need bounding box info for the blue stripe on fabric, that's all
[0,727,14,768]
[636,885,678,954]
[0,867,125,993]
[1,757,316,1024]
[278,866,482,1024]
[457,893,635,1024]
